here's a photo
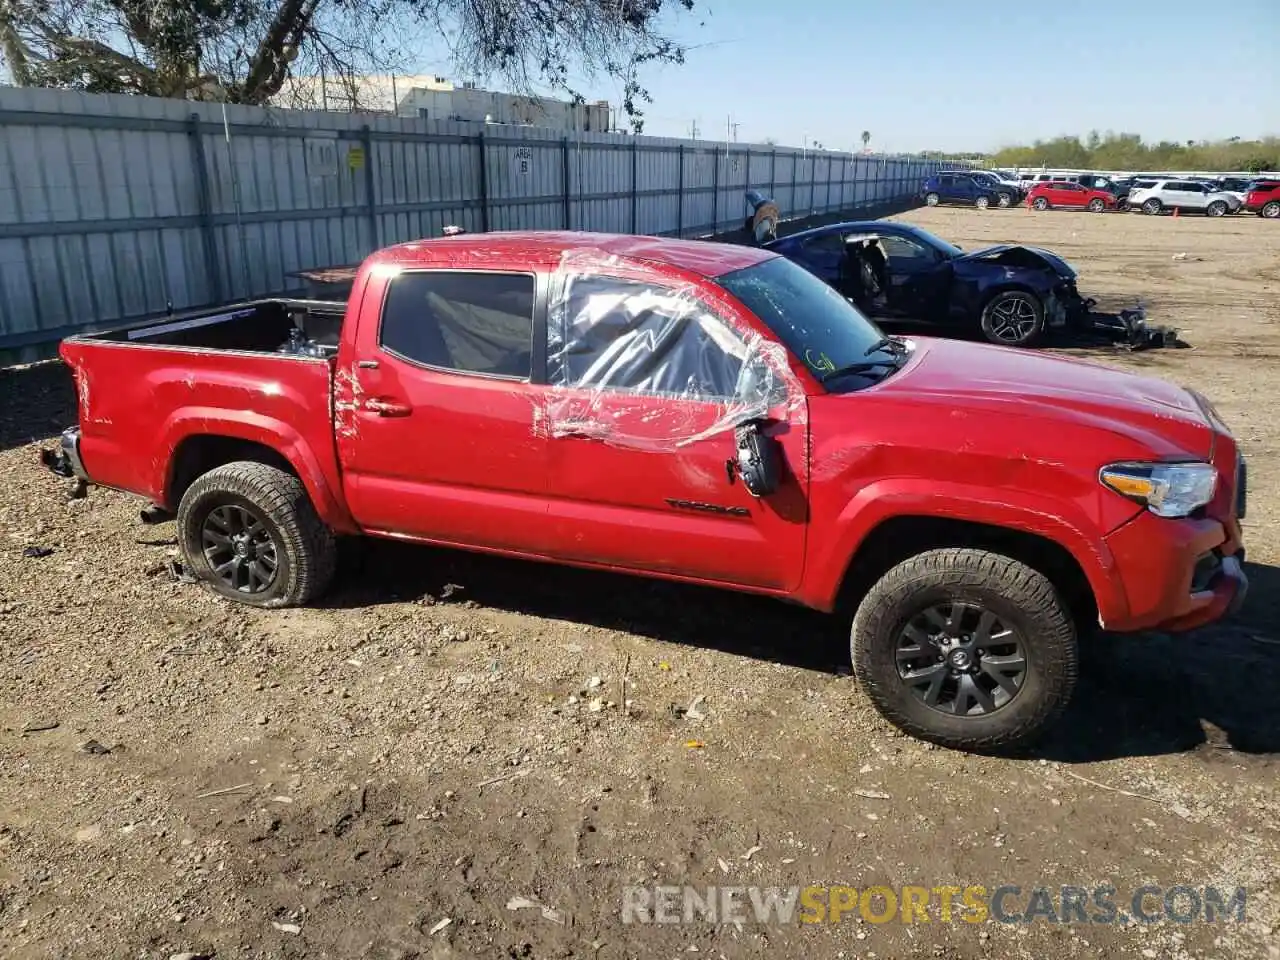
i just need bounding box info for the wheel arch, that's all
[834,515,1099,630]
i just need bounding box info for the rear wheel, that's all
[851,548,1079,752]
[1262,201,1280,219]
[1206,200,1228,218]
[1032,196,1049,211]
[925,192,940,207]
[974,195,990,210]
[1142,198,1163,215]
[980,290,1045,347]
[177,461,337,608]
[1087,198,1106,213]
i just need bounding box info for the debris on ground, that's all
[506,895,566,924]
[853,789,891,800]
[166,560,198,583]
[428,917,453,935]
[271,920,302,935]
[22,545,54,558]
[22,719,59,733]
[80,739,112,755]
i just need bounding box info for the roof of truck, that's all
[368,231,776,278]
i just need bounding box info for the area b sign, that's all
[515,146,532,176]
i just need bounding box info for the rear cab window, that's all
[380,271,536,379]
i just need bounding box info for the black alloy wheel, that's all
[895,602,1027,716]
[201,503,279,595]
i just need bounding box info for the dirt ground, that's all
[1,207,1277,960]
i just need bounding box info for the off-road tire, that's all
[979,290,1045,347]
[851,548,1079,753]
[925,192,940,207]
[177,461,337,608]
[1142,198,1162,215]
[1262,201,1280,219]
[1032,196,1049,211]
[1205,200,1228,218]
[1087,198,1107,213]
[975,195,990,210]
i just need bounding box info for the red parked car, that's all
[1027,181,1117,212]
[1243,180,1280,218]
[47,232,1248,752]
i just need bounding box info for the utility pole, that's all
[689,119,700,140]
[730,121,741,143]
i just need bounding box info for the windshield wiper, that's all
[864,335,907,357]
[820,358,899,383]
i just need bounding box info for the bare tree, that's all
[0,0,697,128]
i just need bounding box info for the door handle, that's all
[363,398,412,417]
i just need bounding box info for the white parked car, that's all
[1127,179,1242,217]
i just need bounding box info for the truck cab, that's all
[51,232,1249,752]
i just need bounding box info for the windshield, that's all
[716,257,897,391]
[900,225,963,259]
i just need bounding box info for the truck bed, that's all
[59,298,351,522]
[85,299,346,355]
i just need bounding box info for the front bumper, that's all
[1103,508,1247,634]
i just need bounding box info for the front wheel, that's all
[925,192,940,207]
[1142,198,1162,215]
[974,195,990,210]
[996,193,1013,209]
[1087,198,1107,213]
[176,461,337,608]
[851,548,1079,752]
[1262,201,1280,219]
[1205,200,1228,218]
[980,290,1045,346]
[1032,197,1049,211]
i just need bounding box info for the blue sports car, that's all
[763,220,1095,347]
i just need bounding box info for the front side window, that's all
[548,275,765,403]
[380,271,535,378]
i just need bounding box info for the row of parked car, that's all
[921,170,1280,219]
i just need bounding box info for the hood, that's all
[872,338,1212,458]
[955,244,1076,279]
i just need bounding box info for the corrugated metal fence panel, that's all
[0,86,951,354]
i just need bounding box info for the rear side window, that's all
[380,272,535,378]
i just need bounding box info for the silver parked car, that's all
[1127,179,1242,217]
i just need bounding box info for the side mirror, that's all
[734,420,782,498]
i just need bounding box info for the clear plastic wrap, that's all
[542,249,806,450]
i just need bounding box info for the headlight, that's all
[1099,462,1217,518]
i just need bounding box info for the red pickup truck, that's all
[49,232,1248,751]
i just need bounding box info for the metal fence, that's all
[0,86,962,357]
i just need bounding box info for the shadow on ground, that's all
[0,361,76,452]
[329,539,1280,761]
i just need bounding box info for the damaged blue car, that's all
[763,221,1163,348]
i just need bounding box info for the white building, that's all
[275,73,612,132]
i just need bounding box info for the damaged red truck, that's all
[50,232,1248,751]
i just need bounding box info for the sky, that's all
[486,0,1278,153]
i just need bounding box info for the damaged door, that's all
[541,273,808,591]
[335,269,554,551]
[876,234,953,321]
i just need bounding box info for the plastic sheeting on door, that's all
[540,248,806,450]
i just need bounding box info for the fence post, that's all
[677,144,685,237]
[562,136,572,230]
[790,151,797,218]
[769,148,777,197]
[631,138,639,234]
[825,154,833,212]
[477,129,490,233]
[361,124,379,249]
[839,154,848,212]
[712,147,720,234]
[187,113,223,303]
[810,152,817,214]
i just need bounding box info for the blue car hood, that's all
[955,244,1077,280]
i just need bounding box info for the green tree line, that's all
[989,132,1278,172]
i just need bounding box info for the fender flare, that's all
[157,408,358,532]
[799,479,1129,623]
